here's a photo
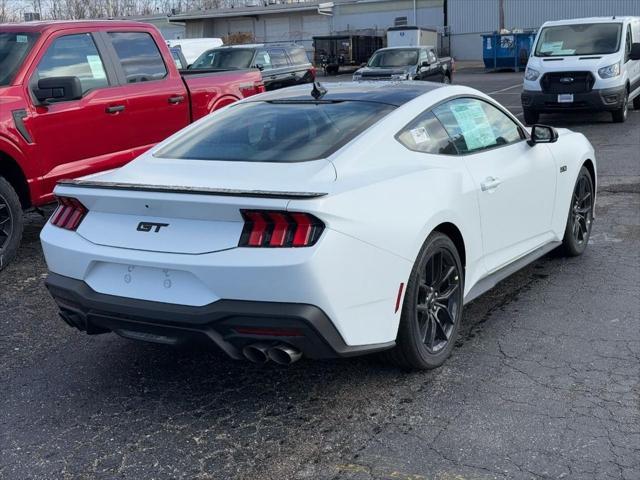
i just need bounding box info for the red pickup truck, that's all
[0,20,264,269]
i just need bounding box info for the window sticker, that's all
[541,41,564,52]
[16,35,28,43]
[86,55,107,80]
[410,127,431,145]
[449,102,495,151]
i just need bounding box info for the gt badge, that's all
[137,222,169,233]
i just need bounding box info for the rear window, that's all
[0,32,39,86]
[154,101,395,162]
[191,48,254,70]
[288,47,310,65]
[108,32,167,83]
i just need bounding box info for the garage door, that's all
[302,15,330,40]
[228,18,254,36]
[265,16,290,42]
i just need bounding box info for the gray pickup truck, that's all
[352,46,454,83]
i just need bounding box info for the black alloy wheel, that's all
[0,177,24,271]
[384,232,464,370]
[562,166,594,257]
[416,248,461,354]
[0,192,14,251]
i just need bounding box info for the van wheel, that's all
[523,109,539,125]
[383,232,464,370]
[612,91,628,123]
[0,177,24,271]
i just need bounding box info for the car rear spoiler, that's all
[56,179,328,199]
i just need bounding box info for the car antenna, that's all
[311,80,327,100]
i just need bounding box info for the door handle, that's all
[481,176,502,192]
[168,95,185,104]
[105,105,125,114]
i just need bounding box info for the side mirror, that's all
[34,76,82,104]
[630,43,640,61]
[421,60,430,67]
[255,63,265,71]
[360,62,367,67]
[528,124,558,146]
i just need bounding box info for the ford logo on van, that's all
[559,77,575,84]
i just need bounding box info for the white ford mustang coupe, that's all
[41,82,596,370]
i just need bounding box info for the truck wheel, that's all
[0,177,24,271]
[523,109,539,125]
[611,91,628,123]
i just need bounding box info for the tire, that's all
[633,95,640,110]
[0,176,24,271]
[611,91,628,123]
[383,232,464,370]
[561,166,594,257]
[523,109,539,126]
[442,74,451,84]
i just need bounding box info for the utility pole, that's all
[499,0,505,31]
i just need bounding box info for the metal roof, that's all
[244,81,445,106]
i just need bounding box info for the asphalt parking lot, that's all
[1,70,639,480]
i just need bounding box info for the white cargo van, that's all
[521,17,640,124]
[166,38,224,66]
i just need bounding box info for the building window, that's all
[394,16,408,27]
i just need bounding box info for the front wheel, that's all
[561,166,594,257]
[0,177,24,271]
[384,232,464,370]
[611,91,628,123]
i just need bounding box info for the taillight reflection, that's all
[239,210,324,248]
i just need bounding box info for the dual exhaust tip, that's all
[242,342,302,365]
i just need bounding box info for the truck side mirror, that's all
[421,60,430,67]
[630,43,640,61]
[527,124,558,146]
[34,76,82,104]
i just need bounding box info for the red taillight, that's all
[50,196,87,230]
[240,81,266,97]
[239,210,324,248]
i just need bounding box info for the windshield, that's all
[0,32,39,86]
[191,48,254,70]
[368,49,419,68]
[534,23,623,57]
[154,101,395,162]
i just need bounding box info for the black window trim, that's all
[625,25,633,63]
[395,94,529,157]
[104,30,169,86]
[29,31,117,104]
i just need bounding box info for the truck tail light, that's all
[240,81,266,97]
[50,196,87,231]
[239,210,324,248]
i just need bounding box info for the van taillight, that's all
[50,196,87,230]
[239,210,324,248]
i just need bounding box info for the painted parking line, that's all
[488,83,522,94]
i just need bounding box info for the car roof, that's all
[0,20,146,33]
[245,81,446,107]
[541,17,634,27]
[214,43,303,50]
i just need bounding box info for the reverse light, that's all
[524,67,540,81]
[598,62,620,79]
[50,196,87,230]
[239,210,324,248]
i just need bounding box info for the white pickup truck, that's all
[521,16,640,124]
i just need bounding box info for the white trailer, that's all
[387,26,438,48]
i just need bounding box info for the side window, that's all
[35,33,109,94]
[396,110,458,155]
[427,49,438,64]
[433,98,523,154]
[254,49,273,70]
[108,32,167,83]
[288,47,310,65]
[268,48,289,68]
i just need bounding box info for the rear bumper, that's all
[521,86,626,112]
[45,272,395,360]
